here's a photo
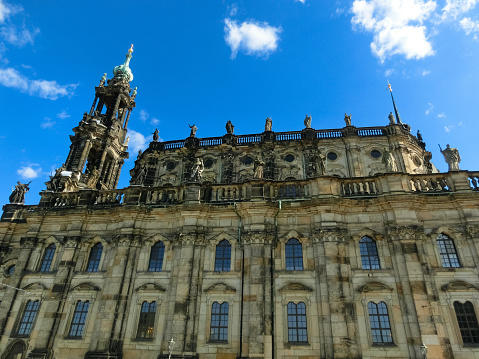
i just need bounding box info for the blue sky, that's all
[0,0,478,204]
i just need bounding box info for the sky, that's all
[0,0,478,205]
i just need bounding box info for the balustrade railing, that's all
[409,174,449,193]
[275,132,302,141]
[146,187,183,205]
[207,184,245,202]
[200,137,222,147]
[469,172,479,190]
[357,128,385,136]
[93,190,125,206]
[51,193,80,207]
[163,140,185,150]
[236,134,262,144]
[341,178,380,196]
[316,130,343,139]
[274,182,308,199]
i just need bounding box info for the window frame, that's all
[454,300,479,346]
[359,236,381,270]
[136,301,157,340]
[367,301,394,346]
[209,301,229,343]
[437,233,461,268]
[285,238,304,271]
[15,299,41,337]
[67,300,90,339]
[286,301,308,344]
[39,243,56,273]
[86,243,103,272]
[214,240,231,272]
[148,241,165,272]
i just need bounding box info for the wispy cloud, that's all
[127,129,150,153]
[444,125,451,132]
[0,0,22,24]
[17,164,41,179]
[224,18,282,59]
[425,102,434,115]
[296,0,306,3]
[0,67,77,100]
[227,3,238,16]
[438,112,446,118]
[0,24,39,47]
[40,117,55,129]
[422,69,430,75]
[460,17,479,38]
[442,0,478,20]
[56,110,70,119]
[351,0,436,62]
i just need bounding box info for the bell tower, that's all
[62,45,137,190]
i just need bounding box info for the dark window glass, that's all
[137,301,157,339]
[371,150,382,158]
[204,159,214,168]
[243,156,254,165]
[215,240,231,272]
[166,161,176,170]
[359,236,380,269]
[17,300,40,336]
[285,238,303,270]
[287,302,308,343]
[7,265,15,275]
[39,244,56,272]
[437,234,461,268]
[69,301,90,338]
[327,152,338,161]
[210,302,229,342]
[87,243,103,272]
[285,154,295,162]
[148,241,165,272]
[368,302,393,344]
[454,301,479,345]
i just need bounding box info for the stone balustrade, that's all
[469,172,479,190]
[340,178,380,196]
[409,174,450,193]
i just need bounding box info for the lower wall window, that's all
[287,302,308,343]
[137,301,156,339]
[17,300,40,337]
[210,302,229,342]
[368,301,393,345]
[454,301,479,345]
[68,300,90,338]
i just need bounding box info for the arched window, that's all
[4,341,26,359]
[437,234,461,268]
[287,302,308,343]
[454,301,479,344]
[210,302,229,342]
[68,301,90,338]
[148,241,165,272]
[285,238,303,270]
[368,302,393,344]
[17,300,40,336]
[87,243,103,272]
[39,244,56,272]
[137,301,157,339]
[214,240,231,272]
[359,236,380,269]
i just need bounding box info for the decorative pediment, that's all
[208,232,237,244]
[145,233,170,245]
[22,282,48,291]
[358,281,393,293]
[279,282,313,293]
[204,283,236,294]
[279,230,308,243]
[353,228,384,242]
[72,282,100,292]
[442,280,478,292]
[135,283,166,292]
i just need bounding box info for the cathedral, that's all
[1,47,479,359]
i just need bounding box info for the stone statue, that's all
[316,152,326,175]
[388,112,396,125]
[225,120,234,134]
[254,160,264,179]
[86,167,100,188]
[344,113,352,126]
[131,87,137,100]
[265,117,272,132]
[137,150,142,159]
[134,165,147,183]
[382,150,398,172]
[152,129,159,142]
[440,144,461,171]
[9,181,31,204]
[190,158,204,181]
[99,73,107,87]
[304,115,312,129]
[49,163,66,191]
[417,130,423,142]
[124,137,129,146]
[189,124,198,137]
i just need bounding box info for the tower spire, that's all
[388,81,404,125]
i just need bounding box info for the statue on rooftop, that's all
[99,73,107,87]
[344,113,352,126]
[131,87,137,100]
[304,115,312,129]
[9,181,31,204]
[382,149,398,172]
[265,117,272,132]
[440,144,461,171]
[388,112,396,125]
[152,129,159,142]
[225,120,234,134]
[189,124,197,137]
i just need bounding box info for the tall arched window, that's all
[214,240,231,272]
[17,300,40,337]
[68,301,90,338]
[285,238,303,270]
[359,236,380,269]
[287,302,308,343]
[368,301,393,344]
[137,301,157,339]
[454,301,479,344]
[210,302,229,342]
[39,244,56,272]
[148,241,165,272]
[87,243,103,272]
[437,233,461,268]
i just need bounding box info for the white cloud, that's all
[17,165,41,179]
[139,109,149,121]
[151,118,160,126]
[224,18,281,59]
[127,129,149,153]
[351,0,436,62]
[0,0,22,24]
[227,3,238,16]
[442,0,478,19]
[296,0,306,3]
[0,67,77,100]
[384,68,394,76]
[0,24,39,47]
[56,110,70,119]
[460,17,479,37]
[438,112,446,118]
[425,102,433,115]
[444,125,451,132]
[40,117,55,129]
[422,69,430,75]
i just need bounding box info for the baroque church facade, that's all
[1,48,479,359]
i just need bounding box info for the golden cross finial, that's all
[129,44,134,53]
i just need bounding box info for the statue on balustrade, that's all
[190,158,204,182]
[344,113,352,126]
[46,163,66,191]
[9,181,31,204]
[225,120,234,134]
[304,115,312,129]
[189,124,198,137]
[86,167,100,189]
[152,128,159,142]
[382,150,398,172]
[254,160,264,179]
[265,117,272,132]
[388,112,396,124]
[440,144,461,171]
[99,73,107,87]
[131,87,137,100]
